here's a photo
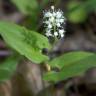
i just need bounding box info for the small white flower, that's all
[51,6,55,10]
[48,24,52,28]
[59,29,65,38]
[54,32,58,36]
[45,32,51,37]
[56,11,62,18]
[60,34,64,37]
[45,30,52,37]
[44,12,52,17]
[59,19,64,23]
[44,21,49,25]
[53,12,56,17]
[59,29,64,34]
[49,16,55,22]
[57,23,61,27]
[56,19,60,23]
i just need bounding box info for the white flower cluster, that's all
[43,6,66,38]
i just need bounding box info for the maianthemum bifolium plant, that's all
[0,2,96,83]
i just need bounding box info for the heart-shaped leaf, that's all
[0,22,50,63]
[44,52,96,82]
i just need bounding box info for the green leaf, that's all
[58,54,96,80]
[84,0,96,12]
[0,56,19,82]
[44,52,96,82]
[67,1,87,23]
[49,51,93,69]
[11,0,40,30]
[0,21,50,64]
[67,0,96,23]
[11,0,39,29]
[11,0,38,14]
[44,71,59,82]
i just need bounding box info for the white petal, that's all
[59,29,64,34]
[56,19,60,23]
[61,34,64,38]
[45,33,50,37]
[49,16,55,22]
[54,32,58,36]
[53,12,56,17]
[57,23,61,27]
[48,24,52,28]
[59,19,64,23]
[51,6,54,10]
[59,29,65,38]
[56,11,62,18]
[45,31,52,37]
[44,21,49,24]
[44,12,52,17]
